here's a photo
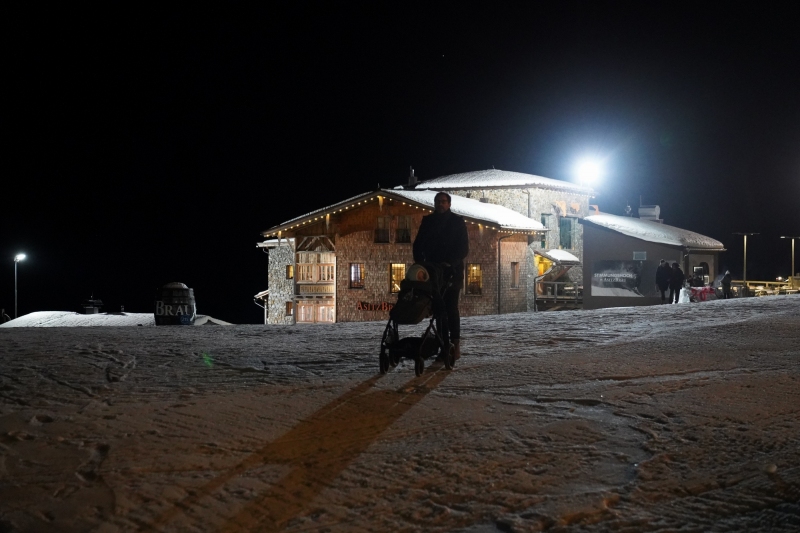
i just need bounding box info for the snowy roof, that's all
[537,249,581,264]
[582,213,725,250]
[262,189,545,236]
[406,169,594,195]
[389,189,545,232]
[0,312,231,327]
[257,238,294,249]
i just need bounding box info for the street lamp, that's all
[14,254,26,318]
[732,233,758,296]
[781,236,799,289]
[573,157,604,185]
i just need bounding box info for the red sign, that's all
[356,301,394,311]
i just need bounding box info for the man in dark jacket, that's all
[669,262,685,304]
[413,192,469,359]
[655,259,671,304]
[721,270,732,299]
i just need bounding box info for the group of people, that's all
[655,259,686,304]
[656,260,734,303]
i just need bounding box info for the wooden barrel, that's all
[154,282,197,325]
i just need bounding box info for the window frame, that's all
[466,263,483,295]
[349,263,365,289]
[559,216,575,250]
[389,263,406,293]
[510,262,520,289]
[540,214,551,248]
[395,215,412,244]
[374,216,391,243]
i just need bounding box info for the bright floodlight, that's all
[14,254,26,262]
[575,158,603,184]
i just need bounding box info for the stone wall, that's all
[445,187,592,283]
[266,243,295,325]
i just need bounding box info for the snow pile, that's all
[407,168,593,194]
[0,311,231,327]
[388,189,545,231]
[584,213,725,249]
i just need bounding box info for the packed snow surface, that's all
[408,168,593,194]
[1,296,799,532]
[0,312,230,328]
[584,213,725,249]
[0,311,156,327]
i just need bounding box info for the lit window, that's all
[466,264,482,295]
[390,263,406,293]
[286,265,294,279]
[285,302,293,316]
[375,217,390,243]
[559,217,574,249]
[350,263,365,289]
[511,262,520,289]
[395,216,412,243]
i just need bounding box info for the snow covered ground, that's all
[0,312,231,328]
[1,296,799,532]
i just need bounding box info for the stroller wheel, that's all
[414,356,424,376]
[444,343,455,370]
[379,350,389,374]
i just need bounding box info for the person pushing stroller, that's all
[413,192,469,359]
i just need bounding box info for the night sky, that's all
[3,4,799,324]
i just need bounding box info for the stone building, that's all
[256,169,595,324]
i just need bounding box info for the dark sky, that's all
[3,4,799,324]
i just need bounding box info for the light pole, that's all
[781,236,799,289]
[732,233,758,297]
[14,254,26,318]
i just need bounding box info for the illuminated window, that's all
[540,214,551,248]
[286,265,294,279]
[559,217,574,249]
[285,302,293,316]
[466,263,482,295]
[350,263,365,289]
[395,215,412,243]
[511,262,520,289]
[375,217,390,243]
[390,263,406,293]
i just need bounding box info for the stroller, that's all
[379,262,456,376]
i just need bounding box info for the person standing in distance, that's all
[655,259,671,304]
[669,261,685,304]
[413,192,469,359]
[721,270,732,299]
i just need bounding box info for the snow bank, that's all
[0,311,230,327]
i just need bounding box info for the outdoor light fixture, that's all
[732,233,758,296]
[14,253,26,319]
[781,235,799,289]
[574,158,604,184]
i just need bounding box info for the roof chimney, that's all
[638,204,663,223]
[405,166,417,189]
